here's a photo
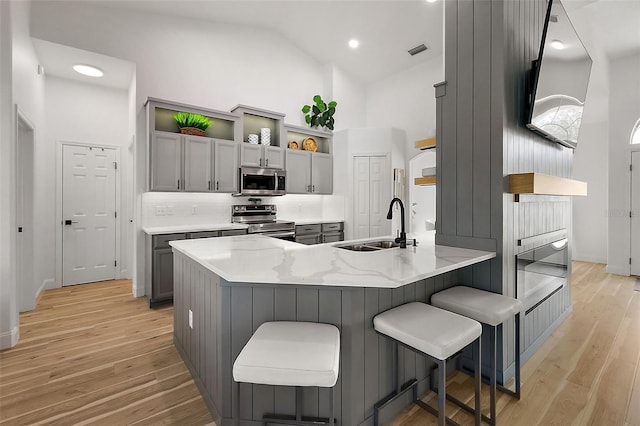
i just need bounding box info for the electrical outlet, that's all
[188,309,193,329]
[155,206,166,216]
[192,205,197,215]
[166,206,174,216]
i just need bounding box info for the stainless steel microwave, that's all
[235,166,286,197]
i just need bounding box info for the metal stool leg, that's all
[330,386,334,426]
[236,381,241,426]
[438,359,446,426]
[474,337,481,426]
[490,326,497,425]
[515,312,521,399]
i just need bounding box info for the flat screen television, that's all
[526,0,592,149]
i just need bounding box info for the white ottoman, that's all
[373,302,482,426]
[233,321,340,425]
[431,286,523,425]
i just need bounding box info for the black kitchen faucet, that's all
[386,198,407,248]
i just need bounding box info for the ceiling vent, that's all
[408,44,428,56]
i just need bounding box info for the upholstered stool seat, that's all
[373,302,483,426]
[233,321,340,425]
[432,286,523,425]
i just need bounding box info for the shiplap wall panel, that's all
[436,0,574,382]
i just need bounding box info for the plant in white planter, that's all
[302,95,337,130]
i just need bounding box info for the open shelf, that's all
[415,176,436,186]
[508,173,587,200]
[415,137,436,150]
[284,123,332,154]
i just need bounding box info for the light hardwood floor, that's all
[1,262,638,425]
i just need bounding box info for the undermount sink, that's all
[336,239,400,252]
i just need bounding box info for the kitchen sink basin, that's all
[336,239,400,251]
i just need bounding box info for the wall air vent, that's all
[408,44,428,56]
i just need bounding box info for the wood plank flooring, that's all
[1,262,638,425]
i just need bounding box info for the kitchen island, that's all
[170,233,495,426]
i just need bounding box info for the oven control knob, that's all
[234,206,239,211]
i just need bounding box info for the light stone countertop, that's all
[287,219,345,226]
[169,231,496,288]
[142,223,249,235]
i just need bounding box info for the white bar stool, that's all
[431,286,523,425]
[233,321,340,425]
[373,302,482,426]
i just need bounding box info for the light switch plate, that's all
[188,309,193,329]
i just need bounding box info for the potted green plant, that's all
[302,95,337,130]
[174,111,212,136]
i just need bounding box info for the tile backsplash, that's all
[141,192,345,228]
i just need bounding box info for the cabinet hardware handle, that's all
[208,181,211,190]
[260,158,262,167]
[216,181,219,190]
[177,179,180,190]
[312,185,315,192]
[266,158,269,167]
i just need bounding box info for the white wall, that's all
[607,53,640,275]
[365,54,443,233]
[44,76,132,284]
[330,65,366,130]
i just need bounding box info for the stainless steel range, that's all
[231,204,295,240]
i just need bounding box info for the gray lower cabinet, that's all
[295,222,343,245]
[146,228,247,307]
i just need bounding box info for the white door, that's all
[62,145,117,286]
[353,157,371,239]
[16,113,35,311]
[369,156,390,237]
[353,156,391,239]
[632,151,640,276]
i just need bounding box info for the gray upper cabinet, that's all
[240,144,284,169]
[184,136,212,192]
[286,150,332,194]
[214,139,239,192]
[146,98,240,193]
[239,143,262,168]
[311,152,333,194]
[264,146,284,169]
[286,150,312,194]
[150,131,182,191]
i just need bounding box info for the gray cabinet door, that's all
[295,234,320,245]
[311,153,333,194]
[153,247,175,301]
[322,232,344,243]
[214,139,239,192]
[263,146,284,169]
[286,150,311,194]
[220,229,247,236]
[240,143,262,167]
[150,131,182,191]
[184,136,212,192]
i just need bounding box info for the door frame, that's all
[15,105,35,311]
[55,141,122,287]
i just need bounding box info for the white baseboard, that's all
[606,265,630,276]
[37,278,56,297]
[0,326,19,350]
[573,255,606,264]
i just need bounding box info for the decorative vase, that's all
[260,128,271,146]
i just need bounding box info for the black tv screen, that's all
[527,0,592,149]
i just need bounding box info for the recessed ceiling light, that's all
[73,64,104,77]
[348,39,359,49]
[426,0,438,3]
[550,39,565,50]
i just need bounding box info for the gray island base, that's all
[170,235,495,425]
